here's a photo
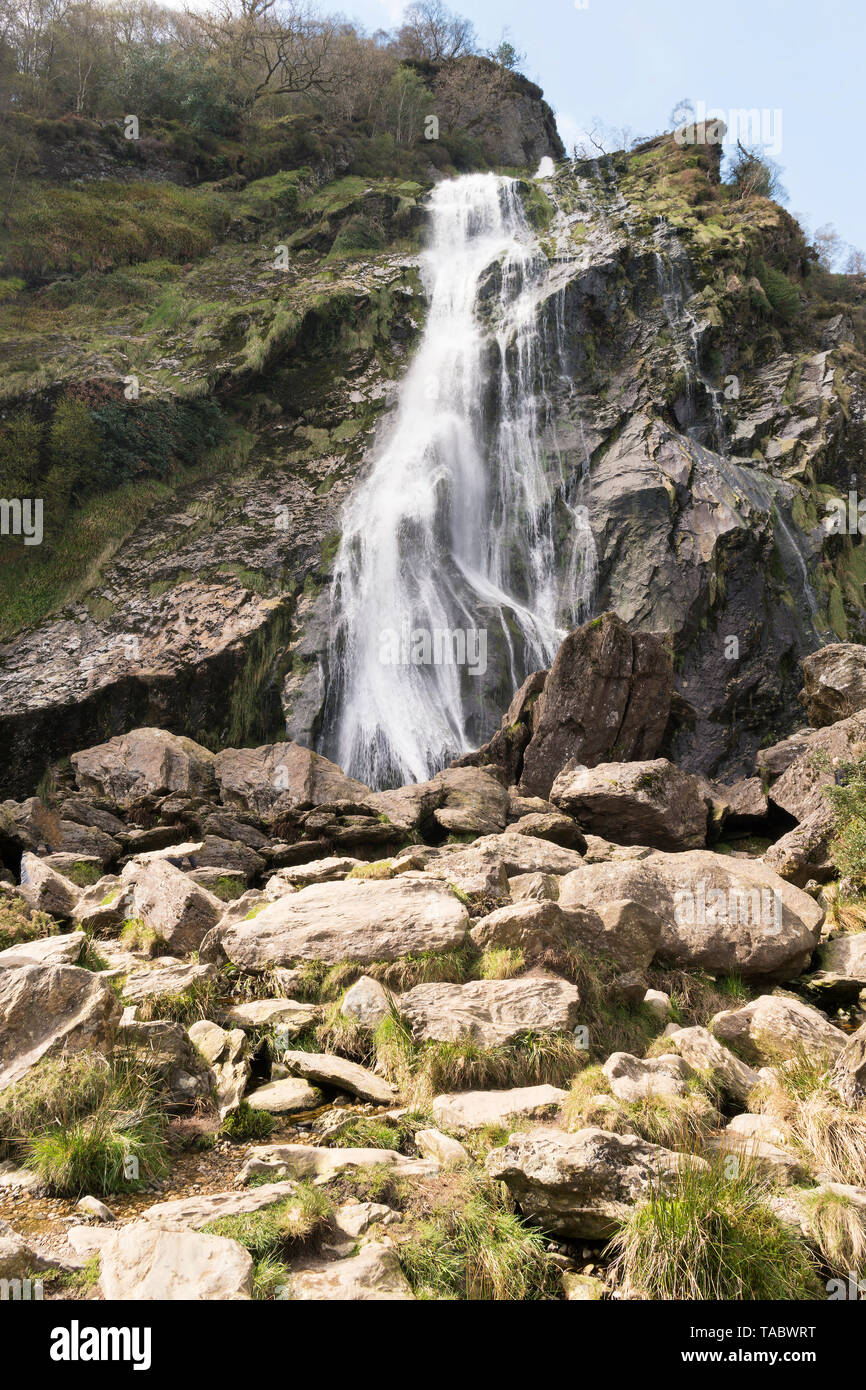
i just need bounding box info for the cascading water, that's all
[319,172,596,789]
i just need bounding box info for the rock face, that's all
[519,614,673,799]
[800,644,866,726]
[758,713,866,821]
[710,995,849,1066]
[550,759,708,851]
[68,1221,253,1300]
[70,728,217,807]
[0,963,121,1091]
[395,976,580,1046]
[486,1126,705,1237]
[218,878,468,970]
[556,850,823,980]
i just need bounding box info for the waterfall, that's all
[319,172,597,789]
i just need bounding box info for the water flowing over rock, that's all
[319,172,597,789]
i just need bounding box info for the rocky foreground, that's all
[1,613,866,1300]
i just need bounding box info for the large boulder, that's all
[428,767,509,837]
[470,897,661,973]
[0,930,85,970]
[485,1126,705,1238]
[710,995,849,1066]
[214,742,371,819]
[247,1078,322,1113]
[239,1144,436,1185]
[556,850,823,980]
[757,712,866,822]
[762,808,835,886]
[550,759,708,851]
[808,931,866,1003]
[122,860,223,955]
[800,644,866,727]
[68,1221,252,1300]
[118,1018,214,1106]
[395,976,580,1046]
[218,878,468,971]
[431,1085,567,1133]
[662,1025,761,1104]
[0,963,121,1091]
[602,1052,693,1101]
[519,613,673,799]
[71,728,217,808]
[436,833,585,880]
[18,853,80,918]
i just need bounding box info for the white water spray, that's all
[320,173,596,788]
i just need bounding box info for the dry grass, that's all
[560,1066,721,1150]
[750,1050,866,1186]
[799,1188,866,1276]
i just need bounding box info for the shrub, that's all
[219,1102,275,1142]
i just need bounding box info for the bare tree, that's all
[189,0,343,106]
[396,0,475,62]
[813,223,845,271]
[844,245,866,276]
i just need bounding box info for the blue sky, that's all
[348,0,865,256]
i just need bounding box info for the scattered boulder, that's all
[240,1144,435,1185]
[68,1221,252,1300]
[0,930,85,970]
[431,1085,567,1133]
[763,808,835,886]
[430,767,510,837]
[122,860,223,955]
[247,1078,322,1113]
[710,995,848,1066]
[279,1051,397,1104]
[287,1242,415,1301]
[0,963,121,1092]
[758,712,866,822]
[557,851,823,980]
[519,613,673,799]
[508,812,587,850]
[18,853,80,917]
[414,1129,470,1166]
[486,1126,705,1238]
[708,1131,808,1186]
[188,1020,249,1117]
[121,959,216,1004]
[551,759,708,851]
[118,1018,214,1106]
[396,976,580,1047]
[223,999,318,1035]
[144,1184,305,1229]
[662,1025,760,1104]
[71,728,217,808]
[800,644,866,727]
[806,931,866,1004]
[602,1052,693,1101]
[218,878,468,971]
[340,976,392,1029]
[214,742,371,819]
[830,1021,866,1106]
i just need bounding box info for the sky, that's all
[345,0,865,256]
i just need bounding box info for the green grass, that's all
[561,1066,722,1149]
[610,1161,822,1300]
[120,918,168,956]
[3,1054,170,1197]
[219,1102,275,1143]
[326,1116,409,1150]
[205,1185,333,1298]
[398,1171,559,1301]
[750,1050,866,1186]
[798,1188,866,1277]
[127,977,222,1025]
[0,892,55,952]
